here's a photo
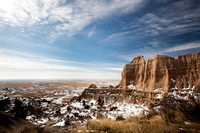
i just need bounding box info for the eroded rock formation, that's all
[74,88,162,107]
[119,53,200,92]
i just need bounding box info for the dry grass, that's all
[1,124,71,133]
[84,118,142,133]
[0,124,38,133]
[141,115,175,133]
[80,109,200,133]
[81,115,175,133]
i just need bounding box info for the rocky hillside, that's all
[119,53,200,92]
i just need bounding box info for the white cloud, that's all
[0,54,83,71]
[109,0,200,41]
[0,48,122,79]
[0,0,60,26]
[51,0,143,36]
[0,0,143,39]
[163,42,200,53]
[105,67,123,71]
[0,71,120,80]
[106,31,133,41]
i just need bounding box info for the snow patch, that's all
[53,97,64,104]
[154,88,163,92]
[171,78,176,83]
[170,86,195,100]
[53,119,65,126]
[156,94,163,99]
[71,102,84,109]
[37,118,48,124]
[127,84,136,89]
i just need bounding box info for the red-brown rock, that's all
[119,53,200,92]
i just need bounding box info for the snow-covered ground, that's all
[168,86,200,102]
[50,99,149,126]
[1,80,200,128]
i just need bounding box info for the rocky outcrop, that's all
[119,53,200,92]
[73,88,162,107]
[88,84,97,89]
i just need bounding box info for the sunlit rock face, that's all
[119,53,200,92]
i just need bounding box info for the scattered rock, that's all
[74,113,79,117]
[116,116,125,121]
[88,84,97,89]
[97,96,104,106]
[64,118,71,126]
[110,107,118,111]
[84,105,90,109]
[108,85,114,89]
[82,100,86,106]
[67,106,72,112]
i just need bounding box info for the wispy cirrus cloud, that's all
[0,49,84,71]
[119,42,200,61]
[139,0,200,37]
[107,0,200,41]
[0,0,61,26]
[0,0,144,41]
[163,42,200,53]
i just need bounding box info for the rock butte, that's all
[119,53,200,92]
[77,53,200,108]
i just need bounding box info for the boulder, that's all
[88,84,97,89]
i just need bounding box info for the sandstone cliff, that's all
[119,53,200,92]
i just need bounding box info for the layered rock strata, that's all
[72,88,162,107]
[119,53,200,92]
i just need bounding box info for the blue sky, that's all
[0,0,200,79]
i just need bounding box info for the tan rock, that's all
[119,53,200,92]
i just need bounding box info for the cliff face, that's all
[119,53,200,92]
